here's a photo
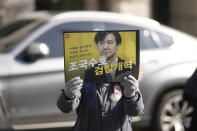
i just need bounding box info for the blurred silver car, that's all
[0,11,197,131]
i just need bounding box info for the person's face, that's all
[97,33,120,61]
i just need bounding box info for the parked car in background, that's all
[0,11,197,131]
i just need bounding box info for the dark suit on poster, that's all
[84,57,137,83]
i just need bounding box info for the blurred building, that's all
[152,0,197,37]
[0,0,34,26]
[1,0,197,37]
[170,0,197,36]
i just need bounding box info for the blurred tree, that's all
[36,0,84,11]
[84,0,98,10]
[152,0,170,25]
[98,0,111,11]
[36,0,113,11]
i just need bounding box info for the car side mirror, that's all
[24,42,50,62]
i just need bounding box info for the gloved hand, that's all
[121,75,139,98]
[64,77,83,99]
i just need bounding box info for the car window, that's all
[142,29,158,49]
[34,21,164,58]
[0,19,46,53]
[0,20,34,38]
[156,31,173,47]
[34,22,145,58]
[142,29,173,49]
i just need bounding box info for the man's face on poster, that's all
[97,33,120,61]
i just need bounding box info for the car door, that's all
[8,22,68,126]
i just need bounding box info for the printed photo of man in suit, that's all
[84,31,136,83]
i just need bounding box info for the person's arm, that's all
[57,77,83,113]
[122,91,144,116]
[121,75,144,116]
[57,89,81,113]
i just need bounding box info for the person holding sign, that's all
[57,31,144,131]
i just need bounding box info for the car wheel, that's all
[154,89,194,131]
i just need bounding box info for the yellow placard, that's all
[64,31,138,82]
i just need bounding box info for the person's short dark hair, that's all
[94,31,122,45]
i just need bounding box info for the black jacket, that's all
[184,68,197,98]
[57,83,144,131]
